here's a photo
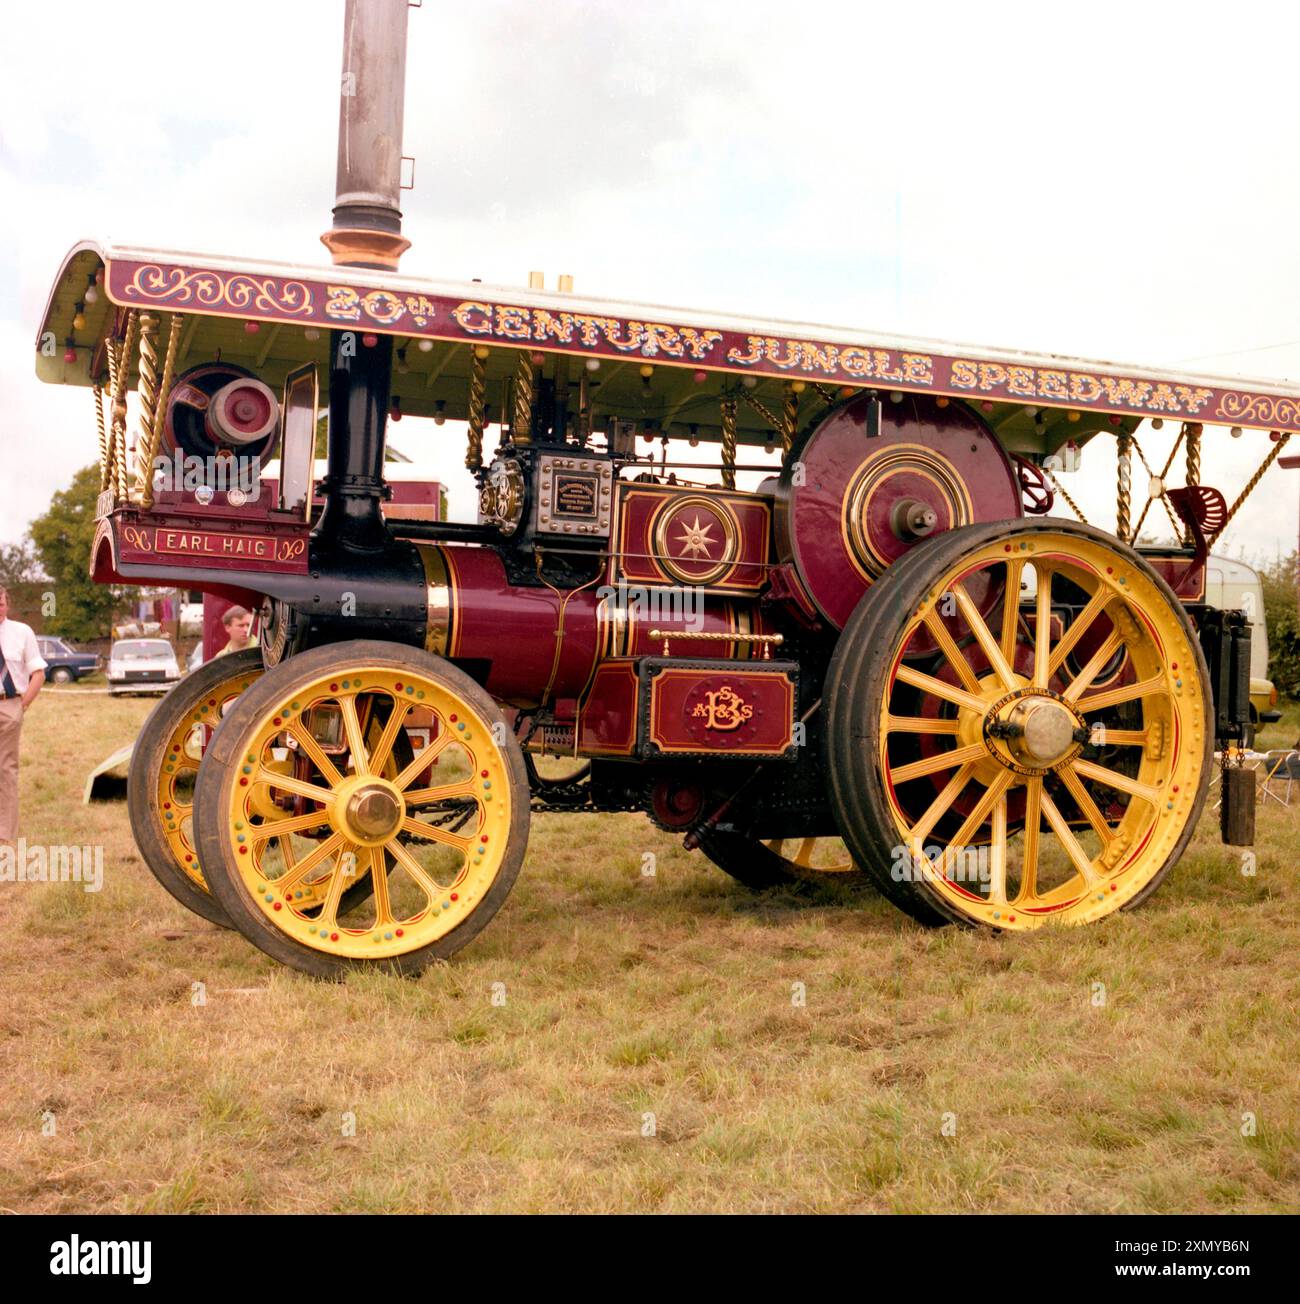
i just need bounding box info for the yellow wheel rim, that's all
[761,837,855,875]
[222,666,514,960]
[156,665,365,911]
[159,666,263,894]
[878,532,1207,929]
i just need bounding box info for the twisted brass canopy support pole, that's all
[158,311,183,408]
[94,385,109,492]
[1185,421,1202,486]
[781,382,799,460]
[146,311,183,505]
[1116,428,1133,541]
[104,341,120,497]
[720,397,738,490]
[135,312,159,502]
[512,350,534,445]
[466,345,487,471]
[109,312,139,504]
[1183,421,1203,545]
[104,344,118,500]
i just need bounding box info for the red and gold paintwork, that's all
[96,513,310,577]
[38,244,1300,436]
[644,662,797,759]
[95,254,1295,430]
[421,539,779,716]
[576,658,798,760]
[614,484,770,593]
[777,392,1022,628]
[578,661,641,757]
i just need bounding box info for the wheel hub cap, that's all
[1009,698,1076,765]
[983,688,1083,774]
[338,779,403,844]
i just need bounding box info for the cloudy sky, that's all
[4,0,1300,561]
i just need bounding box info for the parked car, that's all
[1251,679,1283,729]
[36,635,101,684]
[106,638,181,695]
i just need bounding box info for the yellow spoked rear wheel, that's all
[763,838,855,874]
[193,640,530,978]
[127,646,389,928]
[128,648,265,928]
[825,519,1212,930]
[697,830,860,888]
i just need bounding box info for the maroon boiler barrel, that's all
[417,543,772,707]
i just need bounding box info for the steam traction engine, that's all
[33,2,1296,976]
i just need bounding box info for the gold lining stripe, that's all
[417,544,454,658]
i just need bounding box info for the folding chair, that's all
[1259,750,1300,807]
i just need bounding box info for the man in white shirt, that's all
[0,586,47,844]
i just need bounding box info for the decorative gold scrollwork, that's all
[1216,392,1300,427]
[125,265,314,317]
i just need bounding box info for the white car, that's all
[107,638,181,695]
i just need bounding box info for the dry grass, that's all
[1,687,1297,1213]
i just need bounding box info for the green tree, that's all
[28,465,117,642]
[1258,550,1300,698]
[0,540,41,587]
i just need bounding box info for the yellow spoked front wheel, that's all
[193,640,530,977]
[825,519,1212,930]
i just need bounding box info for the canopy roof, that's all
[35,241,1300,448]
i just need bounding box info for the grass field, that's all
[1,686,1297,1213]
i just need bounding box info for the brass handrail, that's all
[648,629,785,660]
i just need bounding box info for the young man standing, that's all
[0,586,47,845]
[216,605,256,658]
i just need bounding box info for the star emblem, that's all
[675,513,715,559]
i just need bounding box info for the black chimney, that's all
[315,0,411,555]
